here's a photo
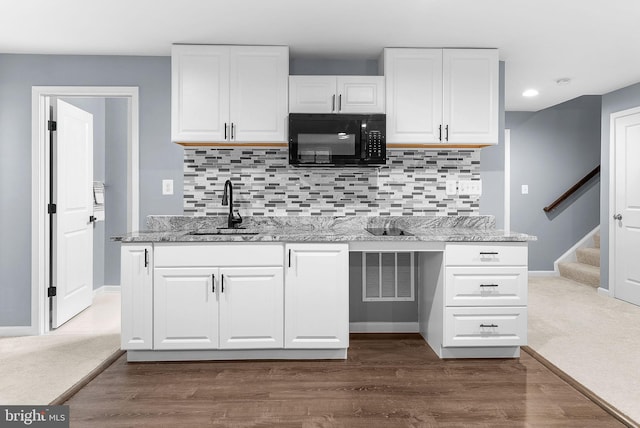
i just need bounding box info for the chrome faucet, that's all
[222,179,242,228]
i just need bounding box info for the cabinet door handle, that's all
[288,249,291,268]
[479,252,499,255]
[479,284,499,287]
[480,324,498,328]
[332,94,335,112]
[221,274,224,293]
[144,249,149,267]
[224,123,228,140]
[445,125,449,141]
[212,274,216,293]
[338,94,342,111]
[231,123,235,140]
[439,124,442,141]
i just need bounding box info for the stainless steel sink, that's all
[365,227,413,236]
[189,228,259,236]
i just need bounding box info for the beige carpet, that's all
[0,292,120,405]
[528,275,640,424]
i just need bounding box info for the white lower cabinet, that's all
[152,244,284,351]
[284,243,349,349]
[442,243,528,352]
[154,267,219,350]
[443,306,527,347]
[218,267,283,349]
[121,245,153,350]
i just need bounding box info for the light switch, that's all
[521,184,529,195]
[162,179,174,195]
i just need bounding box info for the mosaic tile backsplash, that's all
[184,149,480,216]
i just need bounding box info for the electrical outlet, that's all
[521,184,529,195]
[162,179,174,195]
[468,180,482,196]
[446,180,457,195]
[457,180,482,196]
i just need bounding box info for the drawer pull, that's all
[479,252,499,255]
[479,284,499,287]
[480,323,498,328]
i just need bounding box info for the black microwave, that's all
[289,113,386,166]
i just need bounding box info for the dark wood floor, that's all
[66,334,623,427]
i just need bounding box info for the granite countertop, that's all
[115,216,536,243]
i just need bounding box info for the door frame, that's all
[31,86,140,335]
[608,105,640,299]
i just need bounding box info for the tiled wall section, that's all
[184,149,480,216]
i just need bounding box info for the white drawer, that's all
[445,243,527,266]
[445,266,528,306]
[443,306,527,347]
[154,243,284,267]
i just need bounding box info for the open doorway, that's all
[31,87,139,335]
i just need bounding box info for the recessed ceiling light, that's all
[522,89,539,97]
[556,78,571,85]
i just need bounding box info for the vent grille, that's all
[362,252,415,302]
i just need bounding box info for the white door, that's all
[52,99,94,328]
[289,76,337,113]
[171,45,230,142]
[229,46,289,141]
[219,267,284,349]
[154,268,219,350]
[284,244,349,349]
[614,110,640,306]
[336,76,385,114]
[442,49,499,145]
[384,48,443,144]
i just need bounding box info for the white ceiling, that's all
[2,0,639,111]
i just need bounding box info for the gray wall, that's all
[599,82,640,289]
[0,54,183,326]
[479,61,506,228]
[60,97,107,290]
[506,96,602,271]
[290,58,380,76]
[105,98,129,285]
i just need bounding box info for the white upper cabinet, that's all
[289,76,385,114]
[172,44,289,143]
[442,49,499,145]
[384,49,443,144]
[289,76,336,113]
[384,48,499,146]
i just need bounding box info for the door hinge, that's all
[48,203,57,214]
[48,120,57,132]
[47,286,57,297]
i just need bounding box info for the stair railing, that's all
[543,165,600,213]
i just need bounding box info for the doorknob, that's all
[613,214,622,220]
[89,215,97,223]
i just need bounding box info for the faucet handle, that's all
[231,211,243,226]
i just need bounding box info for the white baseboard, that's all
[349,322,419,333]
[597,287,611,298]
[0,326,37,337]
[93,285,120,297]
[553,225,601,272]
[528,271,558,277]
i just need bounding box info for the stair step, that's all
[558,262,600,288]
[577,247,600,267]
[594,231,600,249]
